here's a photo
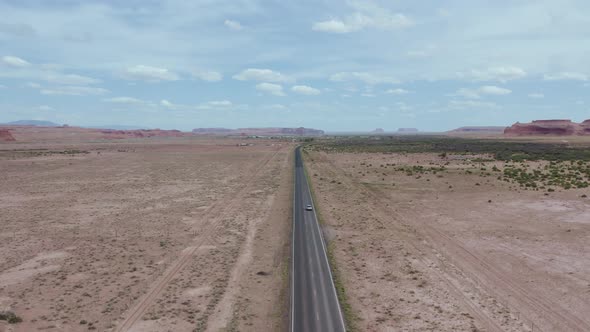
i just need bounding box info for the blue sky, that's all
[1,0,589,131]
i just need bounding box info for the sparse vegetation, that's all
[501,160,590,190]
[310,136,590,162]
[0,311,23,324]
[307,137,590,190]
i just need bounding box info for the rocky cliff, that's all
[504,119,590,136]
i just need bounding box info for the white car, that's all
[305,204,313,211]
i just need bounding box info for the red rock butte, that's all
[505,119,590,136]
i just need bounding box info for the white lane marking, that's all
[304,160,347,331]
[308,197,336,332]
[290,148,297,332]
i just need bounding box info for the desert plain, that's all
[2,128,590,332]
[0,133,292,332]
[304,137,590,332]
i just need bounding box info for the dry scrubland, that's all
[0,138,292,332]
[304,137,590,332]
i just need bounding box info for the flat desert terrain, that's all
[304,147,590,332]
[0,138,292,331]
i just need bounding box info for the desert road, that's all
[291,147,346,332]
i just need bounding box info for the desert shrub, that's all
[0,311,23,324]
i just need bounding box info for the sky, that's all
[1,0,589,132]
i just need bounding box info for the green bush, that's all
[0,311,23,324]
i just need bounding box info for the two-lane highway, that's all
[291,147,346,332]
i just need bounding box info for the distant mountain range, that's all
[192,127,325,136]
[1,120,153,131]
[87,125,151,130]
[2,120,61,126]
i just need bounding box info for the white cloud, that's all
[455,88,481,99]
[543,72,588,81]
[204,100,232,107]
[312,4,413,33]
[233,68,292,82]
[1,55,31,67]
[26,82,41,88]
[455,85,512,99]
[197,100,234,110]
[43,74,100,85]
[38,105,54,111]
[191,70,223,82]
[103,97,146,104]
[386,88,410,95]
[40,86,108,96]
[291,85,321,95]
[160,99,177,109]
[464,66,527,82]
[256,82,285,96]
[159,99,238,111]
[361,93,376,97]
[528,93,545,99]
[264,104,287,110]
[478,85,512,95]
[312,19,356,33]
[330,72,399,85]
[224,19,243,31]
[123,65,179,82]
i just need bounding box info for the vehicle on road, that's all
[305,204,313,211]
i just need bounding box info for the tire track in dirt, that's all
[206,150,291,331]
[324,155,590,332]
[115,148,283,332]
[312,156,506,332]
[420,226,590,332]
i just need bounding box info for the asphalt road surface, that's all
[291,147,346,332]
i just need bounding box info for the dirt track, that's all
[0,138,292,332]
[305,150,590,332]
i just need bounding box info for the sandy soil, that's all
[0,138,292,332]
[304,149,590,332]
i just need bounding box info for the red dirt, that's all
[0,129,15,142]
[0,138,292,332]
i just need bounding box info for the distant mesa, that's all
[192,127,324,136]
[397,128,418,132]
[100,129,186,139]
[0,129,16,142]
[192,128,234,134]
[504,119,590,136]
[3,120,60,127]
[371,128,385,133]
[450,126,506,133]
